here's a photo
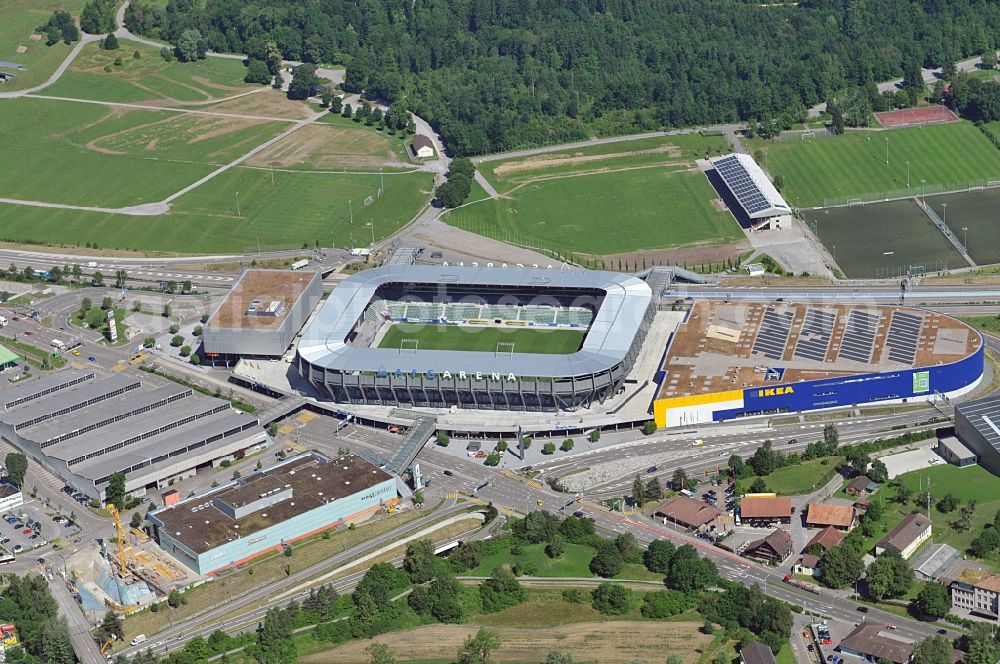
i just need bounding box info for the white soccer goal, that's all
[802,131,816,140]
[495,341,515,358]
[399,338,419,354]
[969,186,984,193]
[847,199,864,207]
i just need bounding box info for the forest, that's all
[121,0,1000,155]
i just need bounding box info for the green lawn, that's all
[751,121,1000,207]
[0,0,86,91]
[378,325,586,355]
[480,133,730,194]
[471,542,661,582]
[0,165,432,254]
[959,315,1000,337]
[860,465,1000,565]
[445,168,741,256]
[738,457,841,496]
[44,39,255,103]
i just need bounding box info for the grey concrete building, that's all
[937,436,977,467]
[0,370,269,501]
[955,396,1000,477]
[203,269,323,359]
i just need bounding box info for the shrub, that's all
[544,541,565,558]
[589,430,601,443]
[169,324,180,334]
[562,588,584,603]
[590,582,633,615]
[436,432,449,446]
[560,438,574,452]
[643,421,657,435]
[484,453,501,466]
[542,442,556,455]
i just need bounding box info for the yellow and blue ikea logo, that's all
[757,386,794,398]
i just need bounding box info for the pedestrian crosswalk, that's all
[500,507,515,517]
[446,492,459,500]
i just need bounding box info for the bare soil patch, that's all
[246,124,393,169]
[301,621,708,664]
[601,237,752,269]
[207,90,314,120]
[493,144,681,177]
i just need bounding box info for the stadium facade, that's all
[149,452,396,575]
[297,266,653,411]
[653,301,983,428]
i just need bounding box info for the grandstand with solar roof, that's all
[297,266,655,411]
[708,153,792,231]
[653,300,984,428]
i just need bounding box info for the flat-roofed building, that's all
[203,269,323,359]
[0,370,269,501]
[0,481,22,512]
[937,436,977,467]
[876,513,931,559]
[149,452,396,575]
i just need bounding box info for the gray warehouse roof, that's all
[1,369,94,409]
[956,396,1000,454]
[940,436,976,460]
[298,265,652,376]
[3,374,140,429]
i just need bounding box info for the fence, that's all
[771,127,836,143]
[821,178,1000,209]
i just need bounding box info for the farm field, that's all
[445,169,740,256]
[751,122,1000,207]
[0,166,432,253]
[801,200,964,278]
[933,188,1000,266]
[0,0,86,91]
[43,39,257,103]
[378,325,586,355]
[479,133,729,194]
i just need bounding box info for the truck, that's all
[130,634,146,646]
[0,316,6,327]
[783,574,821,595]
[290,259,309,270]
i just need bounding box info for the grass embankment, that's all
[736,457,842,496]
[121,506,433,643]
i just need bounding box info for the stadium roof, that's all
[709,153,790,219]
[297,266,652,377]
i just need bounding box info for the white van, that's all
[0,316,6,327]
[131,634,146,646]
[50,339,66,351]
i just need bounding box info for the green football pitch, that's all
[377,324,586,355]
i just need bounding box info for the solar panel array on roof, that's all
[885,311,923,364]
[840,310,879,363]
[957,397,1000,454]
[752,307,794,360]
[794,309,836,362]
[713,155,773,216]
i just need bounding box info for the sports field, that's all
[751,122,1000,207]
[801,200,964,278]
[479,133,729,194]
[446,168,739,255]
[44,40,255,104]
[378,324,586,355]
[0,97,286,207]
[0,0,86,91]
[933,188,1000,266]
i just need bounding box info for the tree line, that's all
[116,0,1000,156]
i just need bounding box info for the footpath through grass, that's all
[752,121,1000,207]
[0,0,87,91]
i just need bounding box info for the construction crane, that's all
[106,504,129,578]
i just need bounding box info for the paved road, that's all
[0,34,101,99]
[473,171,499,199]
[50,572,105,664]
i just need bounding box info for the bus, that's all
[0,555,14,565]
[290,259,309,271]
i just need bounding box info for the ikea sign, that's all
[757,386,795,398]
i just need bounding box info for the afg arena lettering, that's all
[757,386,795,398]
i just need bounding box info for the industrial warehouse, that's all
[148,451,397,575]
[653,301,984,428]
[0,369,268,501]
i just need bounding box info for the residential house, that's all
[739,495,792,526]
[742,529,793,564]
[740,641,776,664]
[806,503,855,532]
[837,623,915,664]
[794,553,821,577]
[651,495,725,533]
[876,513,932,559]
[804,526,844,553]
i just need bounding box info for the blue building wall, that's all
[159,478,397,575]
[713,341,984,422]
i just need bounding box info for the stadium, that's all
[296,265,655,411]
[652,301,985,428]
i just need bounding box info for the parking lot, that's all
[0,498,76,557]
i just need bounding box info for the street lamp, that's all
[885,136,889,166]
[962,226,968,251]
[906,161,910,188]
[235,191,240,217]
[348,199,353,226]
[942,202,948,226]
[920,178,926,199]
